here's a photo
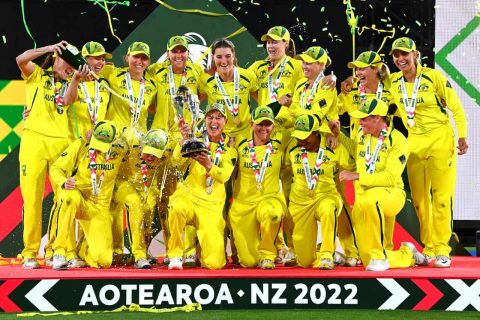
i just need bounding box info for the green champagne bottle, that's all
[58,44,88,69]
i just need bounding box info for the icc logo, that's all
[157,32,211,69]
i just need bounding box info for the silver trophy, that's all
[173,85,207,157]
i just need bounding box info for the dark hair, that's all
[286,38,296,57]
[209,38,238,67]
[40,53,55,69]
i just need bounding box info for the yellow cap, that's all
[349,98,388,119]
[295,46,330,64]
[389,37,416,55]
[252,106,275,124]
[127,41,150,58]
[347,51,382,68]
[81,41,112,59]
[205,103,227,118]
[90,120,117,152]
[142,129,169,159]
[166,35,189,51]
[261,26,290,42]
[291,114,321,140]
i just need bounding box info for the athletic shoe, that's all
[163,256,170,265]
[147,255,158,265]
[23,258,40,269]
[345,257,360,267]
[135,258,152,269]
[259,259,275,270]
[68,258,87,268]
[319,258,334,270]
[366,259,390,271]
[168,257,183,270]
[423,253,434,264]
[274,249,284,264]
[44,256,53,267]
[183,254,197,268]
[434,255,451,268]
[52,255,68,271]
[401,242,428,266]
[282,249,297,266]
[333,251,346,265]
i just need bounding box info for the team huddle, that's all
[16,26,468,272]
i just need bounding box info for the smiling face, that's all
[213,47,235,76]
[392,50,417,74]
[53,57,74,80]
[266,37,288,63]
[126,53,150,76]
[86,55,106,74]
[168,47,188,72]
[355,66,379,87]
[359,115,383,136]
[302,61,324,81]
[252,120,274,144]
[297,131,320,152]
[205,110,226,142]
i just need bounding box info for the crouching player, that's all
[50,120,128,270]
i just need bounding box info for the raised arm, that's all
[16,40,69,78]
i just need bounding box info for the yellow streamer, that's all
[103,0,123,44]
[17,303,202,317]
[155,0,234,17]
[357,25,396,54]
[194,26,247,65]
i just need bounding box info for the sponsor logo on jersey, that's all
[243,161,273,168]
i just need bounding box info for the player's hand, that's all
[48,40,69,55]
[328,120,341,137]
[326,133,339,149]
[278,94,292,107]
[179,121,191,144]
[73,64,90,81]
[63,177,76,190]
[192,152,212,171]
[340,76,355,94]
[339,170,359,182]
[457,137,468,155]
[321,72,337,90]
[22,106,31,121]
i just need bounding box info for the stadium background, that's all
[0,0,478,257]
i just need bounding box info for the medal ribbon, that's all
[364,123,388,174]
[125,72,145,125]
[88,148,111,197]
[214,67,239,118]
[168,64,187,97]
[248,139,272,184]
[268,57,288,102]
[400,71,423,127]
[80,80,100,124]
[205,134,225,189]
[300,146,325,190]
[140,159,149,195]
[51,77,66,112]
[300,72,324,110]
[358,81,384,107]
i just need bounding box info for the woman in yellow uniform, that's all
[50,120,128,270]
[167,103,237,270]
[199,38,258,138]
[16,41,75,269]
[334,51,394,266]
[332,98,426,271]
[149,35,203,266]
[388,37,468,267]
[286,114,353,269]
[101,41,157,131]
[229,106,290,269]
[114,129,169,269]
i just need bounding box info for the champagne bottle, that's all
[58,44,88,69]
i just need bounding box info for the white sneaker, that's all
[68,258,86,268]
[282,249,297,266]
[423,253,434,264]
[345,257,360,267]
[434,255,451,268]
[168,257,183,270]
[319,258,334,270]
[52,255,68,271]
[44,257,53,267]
[23,258,40,269]
[259,258,275,270]
[366,259,389,271]
[333,251,346,265]
[135,258,152,269]
[183,254,197,268]
[274,249,284,264]
[402,242,428,266]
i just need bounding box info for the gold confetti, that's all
[265,13,269,18]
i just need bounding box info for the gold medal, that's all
[206,186,213,195]
[256,182,263,191]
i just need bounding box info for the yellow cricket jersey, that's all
[337,81,393,139]
[173,135,237,203]
[50,137,128,209]
[101,65,157,131]
[233,129,290,203]
[68,78,111,141]
[198,67,258,137]
[338,123,408,194]
[278,78,338,130]
[22,64,69,138]
[149,61,202,141]
[248,56,303,106]
[285,135,354,203]
[390,65,467,137]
